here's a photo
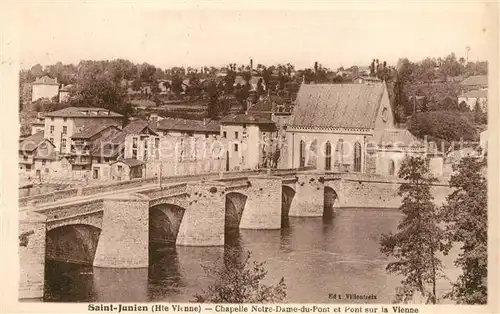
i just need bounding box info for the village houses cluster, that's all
[21,74,456,183]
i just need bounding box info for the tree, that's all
[193,250,287,303]
[171,74,183,97]
[380,156,443,304]
[30,64,44,78]
[473,99,485,124]
[69,68,134,121]
[440,156,487,304]
[407,111,477,147]
[206,80,220,118]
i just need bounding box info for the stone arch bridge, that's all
[19,169,452,299]
[22,170,347,270]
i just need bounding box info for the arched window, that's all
[354,142,362,172]
[308,139,318,168]
[335,139,344,171]
[389,160,395,176]
[325,141,332,170]
[299,140,306,168]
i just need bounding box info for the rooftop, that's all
[248,95,287,113]
[45,107,123,118]
[354,75,382,82]
[19,131,54,152]
[33,76,59,86]
[157,117,220,133]
[460,75,488,86]
[459,89,488,98]
[291,83,386,129]
[113,158,145,168]
[72,124,121,139]
[220,113,276,125]
[123,120,158,135]
[378,129,424,148]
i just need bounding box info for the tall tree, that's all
[441,156,487,304]
[380,156,444,304]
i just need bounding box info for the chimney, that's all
[250,58,253,72]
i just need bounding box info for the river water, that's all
[44,208,458,303]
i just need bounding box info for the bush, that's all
[193,250,287,303]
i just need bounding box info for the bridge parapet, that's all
[35,199,104,222]
[148,192,189,208]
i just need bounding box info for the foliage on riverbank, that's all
[193,250,287,303]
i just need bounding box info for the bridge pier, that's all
[176,182,226,246]
[240,176,282,229]
[93,194,150,268]
[19,211,46,300]
[289,173,325,217]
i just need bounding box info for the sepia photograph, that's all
[1,1,498,312]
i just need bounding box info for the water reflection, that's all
[45,208,406,303]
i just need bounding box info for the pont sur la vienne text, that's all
[88,304,419,313]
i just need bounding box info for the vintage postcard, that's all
[0,1,498,313]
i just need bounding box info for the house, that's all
[156,118,220,138]
[69,124,123,179]
[353,76,382,84]
[122,120,159,161]
[44,107,124,154]
[233,76,266,91]
[110,159,145,181]
[248,95,293,167]
[31,112,45,135]
[220,113,278,171]
[460,75,488,89]
[480,130,488,156]
[458,89,488,111]
[32,76,60,102]
[287,82,429,176]
[358,66,371,76]
[375,129,426,175]
[58,84,74,103]
[88,127,128,180]
[19,131,57,178]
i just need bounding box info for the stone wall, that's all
[341,178,452,209]
[176,182,227,246]
[19,187,79,207]
[18,211,46,300]
[239,176,282,229]
[288,173,325,216]
[93,194,150,268]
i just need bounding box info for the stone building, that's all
[124,119,226,177]
[44,107,124,154]
[220,113,278,171]
[18,131,57,179]
[31,76,59,102]
[110,159,145,181]
[458,89,488,111]
[286,82,431,176]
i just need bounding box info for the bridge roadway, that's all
[19,169,302,211]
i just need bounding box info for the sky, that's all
[17,1,493,71]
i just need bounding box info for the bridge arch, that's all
[46,224,101,265]
[149,203,186,246]
[323,186,338,220]
[225,192,248,230]
[281,185,296,227]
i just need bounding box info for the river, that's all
[43,207,458,303]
